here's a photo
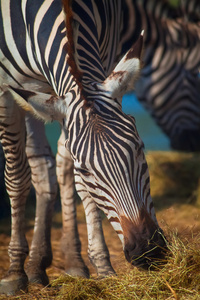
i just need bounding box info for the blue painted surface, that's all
[122,93,170,152]
[45,121,61,155]
[45,93,170,154]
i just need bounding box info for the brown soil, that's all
[0,201,200,283]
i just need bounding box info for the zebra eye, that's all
[137,142,145,156]
[77,168,91,176]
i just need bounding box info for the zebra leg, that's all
[81,194,115,277]
[58,130,114,277]
[56,130,90,278]
[25,114,57,285]
[0,91,30,295]
[74,170,115,277]
[0,142,5,197]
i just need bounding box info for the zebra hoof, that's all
[89,256,116,277]
[65,266,90,278]
[97,266,116,278]
[27,270,49,286]
[97,270,116,278]
[0,273,28,295]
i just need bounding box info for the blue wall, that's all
[122,93,170,151]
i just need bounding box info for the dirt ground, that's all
[0,200,200,283]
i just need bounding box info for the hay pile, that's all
[3,232,198,300]
[49,233,200,300]
[146,151,200,209]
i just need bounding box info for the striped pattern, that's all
[0,0,71,95]
[135,3,200,151]
[72,97,151,240]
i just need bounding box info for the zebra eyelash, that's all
[75,167,91,177]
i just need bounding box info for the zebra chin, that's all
[170,129,200,152]
[121,209,167,270]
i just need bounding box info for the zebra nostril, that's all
[124,242,137,263]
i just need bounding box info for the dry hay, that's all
[51,232,200,300]
[146,151,200,209]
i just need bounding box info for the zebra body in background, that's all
[0,0,171,295]
[135,1,200,151]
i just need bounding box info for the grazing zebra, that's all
[0,0,179,295]
[135,2,200,151]
[0,0,138,293]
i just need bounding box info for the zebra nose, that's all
[124,229,167,270]
[171,129,200,152]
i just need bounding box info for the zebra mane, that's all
[62,0,107,97]
[62,0,143,103]
[62,0,86,100]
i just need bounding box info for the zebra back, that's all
[135,7,200,151]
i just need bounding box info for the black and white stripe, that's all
[135,1,200,151]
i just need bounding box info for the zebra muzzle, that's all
[121,210,168,270]
[123,229,167,270]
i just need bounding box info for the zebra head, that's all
[66,84,167,269]
[63,2,167,269]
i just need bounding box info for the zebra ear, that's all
[4,85,67,123]
[102,34,143,100]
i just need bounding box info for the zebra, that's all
[0,0,181,295]
[135,1,200,151]
[0,141,5,197]
[1,12,199,290]
[25,116,108,280]
[0,0,140,293]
